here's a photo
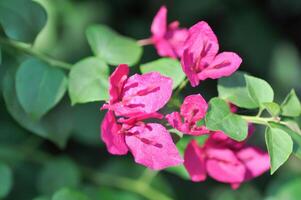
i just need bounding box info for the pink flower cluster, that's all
[100,6,270,188]
[150,6,242,87]
[101,64,183,170]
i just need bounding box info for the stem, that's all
[174,78,189,96]
[240,115,278,125]
[137,38,153,46]
[0,37,72,70]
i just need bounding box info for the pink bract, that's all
[184,130,270,189]
[151,6,188,58]
[166,94,209,135]
[181,21,242,87]
[101,111,183,170]
[102,64,173,117]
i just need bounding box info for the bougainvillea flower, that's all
[101,111,183,170]
[150,6,188,58]
[166,94,209,135]
[102,64,173,117]
[184,130,270,189]
[181,21,242,87]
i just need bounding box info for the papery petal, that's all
[109,64,129,104]
[236,147,270,180]
[184,21,219,66]
[206,148,246,183]
[118,112,163,125]
[101,111,128,155]
[165,112,189,133]
[189,126,210,136]
[184,140,207,182]
[125,123,183,170]
[113,72,173,116]
[180,94,208,123]
[151,6,167,38]
[198,52,242,80]
[181,50,200,87]
[153,38,178,58]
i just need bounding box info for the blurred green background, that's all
[1,0,301,199]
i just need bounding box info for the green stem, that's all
[240,115,279,125]
[0,37,72,70]
[174,78,189,96]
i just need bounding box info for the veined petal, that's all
[151,6,167,38]
[184,140,207,182]
[113,72,173,116]
[125,123,183,170]
[109,64,129,104]
[198,52,242,80]
[101,111,128,155]
[206,148,246,183]
[180,94,208,123]
[236,147,270,180]
[181,50,200,87]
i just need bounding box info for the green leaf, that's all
[140,58,185,89]
[16,58,67,119]
[205,98,248,141]
[218,71,257,109]
[270,122,301,159]
[37,157,81,195]
[86,24,142,66]
[281,89,301,117]
[52,188,90,200]
[2,67,72,148]
[245,74,274,106]
[0,162,13,198]
[263,102,280,117]
[0,0,47,43]
[33,196,51,200]
[265,127,293,174]
[68,57,109,105]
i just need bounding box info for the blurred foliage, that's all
[1,0,301,200]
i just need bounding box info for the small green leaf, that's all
[218,71,257,109]
[140,58,185,89]
[37,157,81,195]
[245,74,274,106]
[52,188,90,200]
[0,0,47,43]
[281,89,301,117]
[16,58,67,119]
[68,57,109,105]
[0,162,13,198]
[3,67,72,148]
[86,24,142,66]
[205,98,248,141]
[265,127,293,174]
[270,122,301,159]
[263,102,280,117]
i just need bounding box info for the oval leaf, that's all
[0,0,47,42]
[245,74,274,106]
[86,24,142,66]
[265,127,293,174]
[218,71,258,109]
[140,58,185,89]
[68,57,109,105]
[3,67,72,148]
[281,89,301,117]
[205,98,248,141]
[16,58,67,119]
